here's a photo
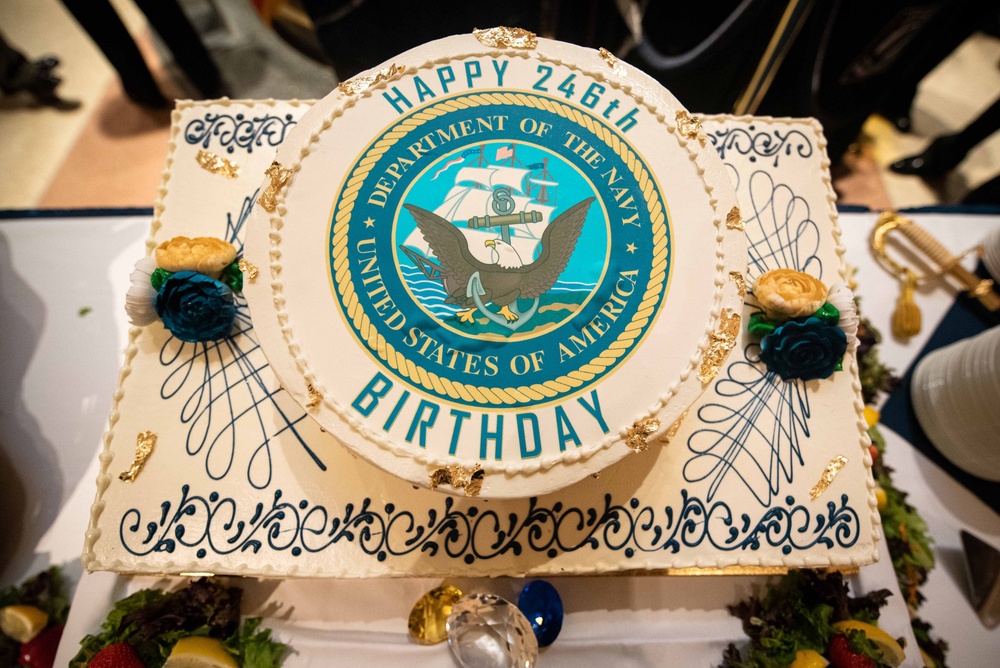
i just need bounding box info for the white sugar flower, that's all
[827,282,859,351]
[125,256,159,326]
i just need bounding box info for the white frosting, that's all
[242,35,745,497]
[82,61,878,578]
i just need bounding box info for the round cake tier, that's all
[243,30,746,497]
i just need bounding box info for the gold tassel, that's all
[892,271,921,339]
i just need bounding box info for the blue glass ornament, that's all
[517,581,563,648]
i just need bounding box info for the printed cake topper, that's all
[243,33,747,497]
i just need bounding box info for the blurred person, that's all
[0,31,78,109]
[60,0,223,108]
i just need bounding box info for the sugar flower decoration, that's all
[125,256,159,326]
[155,236,237,279]
[826,282,859,352]
[747,269,858,381]
[760,317,848,381]
[155,271,236,342]
[753,269,828,320]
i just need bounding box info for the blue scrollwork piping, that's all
[709,125,814,167]
[687,167,824,507]
[158,191,324,489]
[184,113,297,154]
[119,486,860,562]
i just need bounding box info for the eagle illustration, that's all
[404,197,595,323]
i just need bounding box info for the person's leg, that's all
[133,0,223,98]
[59,0,167,108]
[891,97,1000,176]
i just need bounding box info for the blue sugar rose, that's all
[759,317,847,381]
[155,270,236,342]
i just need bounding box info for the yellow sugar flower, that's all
[753,269,828,320]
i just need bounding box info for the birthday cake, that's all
[83,29,879,577]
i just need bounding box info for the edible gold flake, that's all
[625,417,661,452]
[429,464,485,497]
[472,26,538,49]
[409,585,463,644]
[675,110,705,144]
[699,309,741,385]
[195,150,240,179]
[258,161,292,213]
[810,455,848,500]
[726,206,744,231]
[730,271,747,297]
[660,409,688,443]
[119,431,156,482]
[306,384,321,409]
[598,47,619,68]
[337,63,404,96]
[238,258,258,282]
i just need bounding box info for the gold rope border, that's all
[331,92,669,406]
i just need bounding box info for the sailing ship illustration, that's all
[400,143,558,272]
[398,143,598,333]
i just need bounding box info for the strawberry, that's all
[17,625,63,668]
[828,634,875,668]
[88,642,145,668]
[868,445,879,461]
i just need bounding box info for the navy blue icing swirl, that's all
[119,486,860,562]
[184,112,297,154]
[709,125,814,167]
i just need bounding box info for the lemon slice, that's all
[163,637,239,668]
[789,648,829,668]
[833,620,906,667]
[0,605,49,643]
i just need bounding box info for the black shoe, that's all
[890,134,965,177]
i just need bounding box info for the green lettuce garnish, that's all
[71,579,285,668]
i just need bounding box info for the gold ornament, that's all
[625,417,661,452]
[119,431,157,482]
[598,47,619,68]
[726,206,744,231]
[408,585,464,644]
[699,309,741,385]
[237,258,258,282]
[337,64,404,96]
[429,464,485,497]
[472,26,537,49]
[195,150,240,179]
[810,455,849,500]
[258,161,292,213]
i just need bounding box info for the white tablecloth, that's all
[1,211,998,666]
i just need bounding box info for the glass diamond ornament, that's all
[446,593,538,668]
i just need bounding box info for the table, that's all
[1,209,998,666]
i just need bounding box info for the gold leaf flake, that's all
[699,309,741,385]
[472,26,538,49]
[306,384,321,409]
[337,63,404,96]
[258,161,292,213]
[625,417,661,452]
[195,150,240,179]
[598,47,618,68]
[726,206,744,231]
[238,258,258,282]
[660,409,688,443]
[810,455,849,500]
[730,271,747,298]
[119,431,157,482]
[675,110,705,144]
[429,464,485,497]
